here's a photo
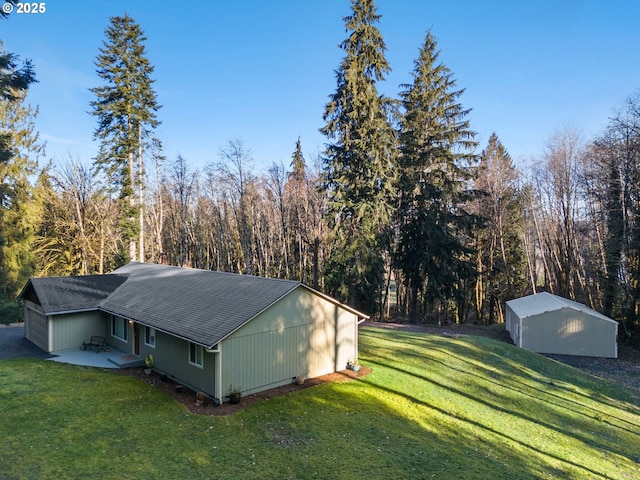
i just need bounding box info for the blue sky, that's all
[2,0,639,171]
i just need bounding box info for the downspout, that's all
[206,343,223,405]
[355,315,359,362]
[217,344,222,405]
[356,315,368,363]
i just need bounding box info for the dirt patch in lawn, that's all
[113,365,372,416]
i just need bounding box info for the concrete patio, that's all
[0,325,145,369]
[47,347,146,369]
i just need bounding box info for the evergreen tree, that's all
[472,133,527,323]
[320,0,397,313]
[289,137,306,182]
[395,31,478,323]
[0,63,44,300]
[286,138,306,280]
[90,14,161,264]
[0,18,41,308]
[284,139,326,287]
[0,44,36,164]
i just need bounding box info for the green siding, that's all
[50,311,107,352]
[23,284,360,403]
[222,287,358,396]
[521,309,617,358]
[144,330,216,398]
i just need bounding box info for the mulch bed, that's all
[112,365,371,416]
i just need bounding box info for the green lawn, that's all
[1,327,639,479]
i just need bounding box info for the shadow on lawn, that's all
[428,344,640,430]
[359,356,624,479]
[271,373,568,479]
[359,329,640,473]
[365,327,640,424]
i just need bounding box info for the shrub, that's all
[0,301,23,325]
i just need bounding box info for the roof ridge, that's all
[120,262,302,285]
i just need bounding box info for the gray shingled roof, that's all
[20,274,127,314]
[21,262,367,348]
[101,262,302,347]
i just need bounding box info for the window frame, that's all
[144,326,156,348]
[111,316,128,342]
[189,342,203,368]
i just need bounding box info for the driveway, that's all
[0,324,52,360]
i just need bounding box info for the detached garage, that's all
[505,292,618,358]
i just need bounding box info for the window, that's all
[189,342,203,368]
[144,326,156,347]
[111,316,128,342]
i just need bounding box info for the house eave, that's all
[299,284,371,320]
[98,306,212,349]
[44,307,102,316]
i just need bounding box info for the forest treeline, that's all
[1,1,639,341]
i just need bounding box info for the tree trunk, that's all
[138,124,144,262]
[129,150,137,262]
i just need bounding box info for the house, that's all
[19,262,368,403]
[505,292,618,358]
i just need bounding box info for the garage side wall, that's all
[222,287,358,396]
[505,304,522,347]
[24,302,107,353]
[24,300,48,351]
[521,308,618,358]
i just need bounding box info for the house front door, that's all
[134,323,140,355]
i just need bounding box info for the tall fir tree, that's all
[286,137,307,280]
[395,31,478,323]
[90,14,161,264]
[320,0,397,313]
[289,137,306,183]
[1,43,36,165]
[471,133,527,324]
[0,49,43,301]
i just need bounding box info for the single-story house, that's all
[19,262,368,403]
[505,292,618,358]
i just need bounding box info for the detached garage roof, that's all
[20,262,369,348]
[506,292,616,325]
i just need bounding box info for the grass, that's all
[0,327,639,479]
